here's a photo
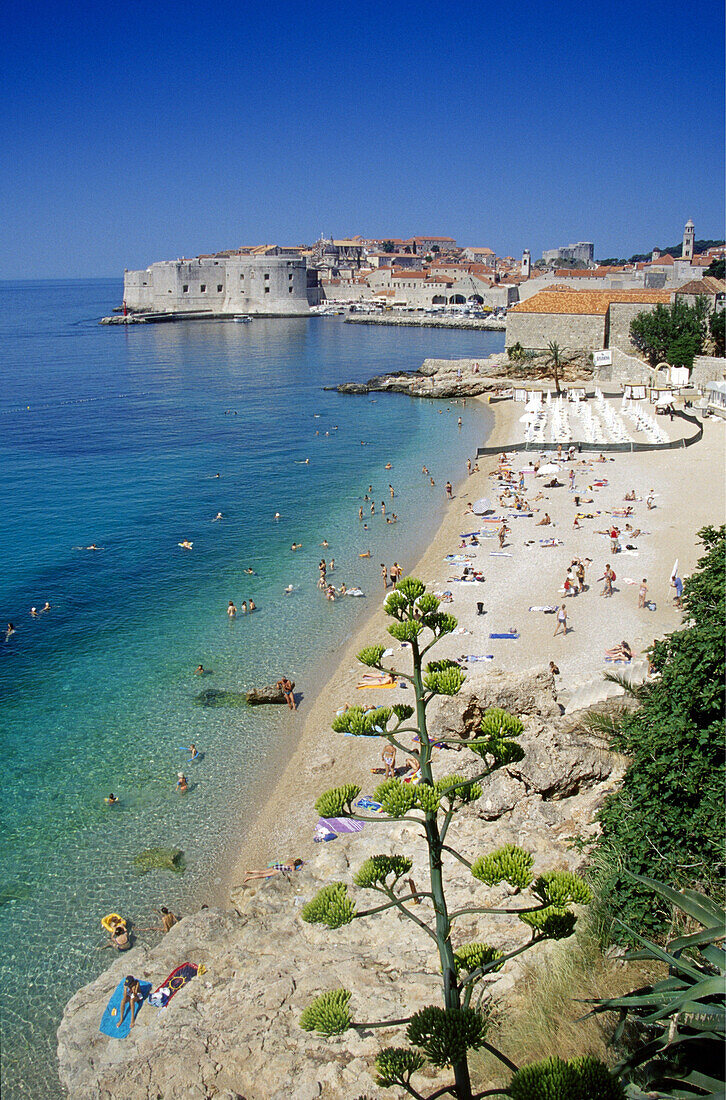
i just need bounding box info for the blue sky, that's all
[2,0,724,277]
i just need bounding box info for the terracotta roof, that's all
[464,247,495,254]
[649,253,675,266]
[511,290,672,316]
[675,278,726,295]
[392,270,427,279]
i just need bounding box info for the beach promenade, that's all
[225,400,724,883]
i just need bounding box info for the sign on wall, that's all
[593,350,612,367]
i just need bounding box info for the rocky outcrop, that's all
[57,667,624,1100]
[245,683,291,706]
[333,352,595,400]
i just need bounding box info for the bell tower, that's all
[683,218,695,262]
[521,249,531,278]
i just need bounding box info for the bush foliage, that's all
[593,526,725,940]
[629,298,709,368]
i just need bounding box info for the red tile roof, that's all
[511,289,672,316]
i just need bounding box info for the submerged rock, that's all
[133,848,186,875]
[194,688,248,708]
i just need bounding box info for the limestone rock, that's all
[245,684,291,705]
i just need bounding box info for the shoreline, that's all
[219,395,514,893]
[220,398,723,895]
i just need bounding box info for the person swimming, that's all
[212,512,223,521]
[195,665,205,674]
[105,793,119,805]
[284,585,294,595]
[177,773,188,793]
[185,744,199,759]
[178,540,193,550]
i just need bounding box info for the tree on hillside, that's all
[629,298,709,369]
[382,241,395,253]
[590,526,726,942]
[547,340,564,395]
[299,577,617,1099]
[709,308,725,356]
[705,257,725,280]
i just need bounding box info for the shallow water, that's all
[0,279,501,1096]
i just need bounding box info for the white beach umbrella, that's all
[472,497,494,515]
[537,462,561,476]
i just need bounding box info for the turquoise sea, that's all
[0,279,502,1096]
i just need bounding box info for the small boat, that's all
[233,315,252,323]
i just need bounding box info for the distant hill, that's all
[597,239,725,265]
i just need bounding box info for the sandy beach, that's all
[223,398,725,889]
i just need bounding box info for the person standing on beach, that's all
[276,677,296,710]
[381,563,388,590]
[498,522,509,549]
[467,458,472,475]
[671,574,683,608]
[638,579,648,609]
[598,564,615,597]
[554,605,568,636]
[445,481,453,499]
[382,743,396,778]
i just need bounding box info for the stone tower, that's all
[521,248,531,278]
[683,218,695,262]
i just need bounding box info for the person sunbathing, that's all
[241,858,304,884]
[358,671,395,685]
[537,513,551,525]
[624,490,636,501]
[605,641,633,661]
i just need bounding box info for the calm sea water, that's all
[0,279,502,1096]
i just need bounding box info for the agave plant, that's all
[589,872,725,1098]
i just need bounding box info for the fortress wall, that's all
[123,256,311,315]
[505,311,606,350]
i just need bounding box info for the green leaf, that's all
[314,784,361,818]
[372,778,418,817]
[353,854,413,889]
[406,1005,488,1067]
[374,1047,426,1087]
[301,883,356,928]
[357,644,386,668]
[471,845,534,888]
[299,988,352,1036]
[453,942,504,976]
[533,870,591,907]
[519,906,577,939]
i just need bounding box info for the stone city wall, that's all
[606,301,659,353]
[123,255,311,315]
[505,310,606,351]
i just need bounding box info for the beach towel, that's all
[489,552,512,557]
[313,822,338,842]
[489,632,519,640]
[356,681,399,690]
[507,513,533,518]
[539,539,563,547]
[354,797,383,813]
[460,655,494,662]
[319,816,366,834]
[99,979,152,1039]
[604,657,632,665]
[529,605,557,613]
[149,963,201,1008]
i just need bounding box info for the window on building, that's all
[200,284,206,292]
[217,284,223,292]
[264,273,270,281]
[240,273,244,279]
[264,286,270,294]
[182,284,189,292]
[288,286,294,293]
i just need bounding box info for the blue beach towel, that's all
[461,655,494,662]
[355,797,383,813]
[489,632,520,640]
[99,979,152,1039]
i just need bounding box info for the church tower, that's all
[683,218,695,262]
[521,248,531,278]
